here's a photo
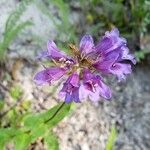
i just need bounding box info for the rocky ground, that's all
[0,0,150,150]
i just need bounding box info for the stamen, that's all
[88,80,96,92]
[52,59,59,66]
[65,60,72,64]
[69,44,80,55]
[59,57,66,62]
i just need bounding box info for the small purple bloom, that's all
[34,28,136,103]
[79,69,111,102]
[34,67,66,85]
[37,51,50,60]
[59,72,80,103]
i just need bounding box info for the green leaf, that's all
[5,0,34,33]
[0,21,33,59]
[30,124,48,142]
[14,133,31,150]
[22,102,71,147]
[23,114,43,130]
[0,128,21,146]
[44,132,59,150]
[0,100,4,111]
[43,102,71,128]
[4,21,33,47]
[0,0,34,59]
[106,125,117,150]
[135,49,150,62]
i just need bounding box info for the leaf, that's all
[135,49,150,62]
[22,102,71,147]
[5,0,34,33]
[30,124,48,142]
[0,0,34,59]
[4,21,33,48]
[106,125,117,150]
[0,128,21,146]
[0,21,33,59]
[43,102,71,128]
[0,100,4,111]
[14,133,31,150]
[23,102,71,130]
[23,114,43,130]
[44,132,59,150]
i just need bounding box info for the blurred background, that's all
[0,0,150,150]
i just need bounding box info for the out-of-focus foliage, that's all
[10,85,23,100]
[44,132,59,150]
[0,102,71,149]
[36,0,77,44]
[106,125,117,150]
[0,0,34,60]
[135,49,150,62]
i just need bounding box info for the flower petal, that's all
[79,84,100,102]
[88,88,100,102]
[79,35,94,55]
[47,40,68,60]
[95,28,126,55]
[36,50,50,60]
[79,85,89,100]
[93,51,119,73]
[65,93,72,103]
[120,46,136,64]
[109,63,132,81]
[59,72,80,103]
[33,70,52,85]
[72,89,80,103]
[65,72,80,87]
[34,67,66,85]
[82,69,112,101]
[98,80,112,99]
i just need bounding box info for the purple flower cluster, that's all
[34,28,136,103]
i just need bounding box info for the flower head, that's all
[34,28,136,103]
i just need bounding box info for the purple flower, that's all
[34,28,136,103]
[79,69,112,102]
[59,72,80,103]
[34,67,66,85]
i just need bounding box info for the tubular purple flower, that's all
[109,63,132,81]
[79,69,111,102]
[59,73,80,103]
[34,67,66,85]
